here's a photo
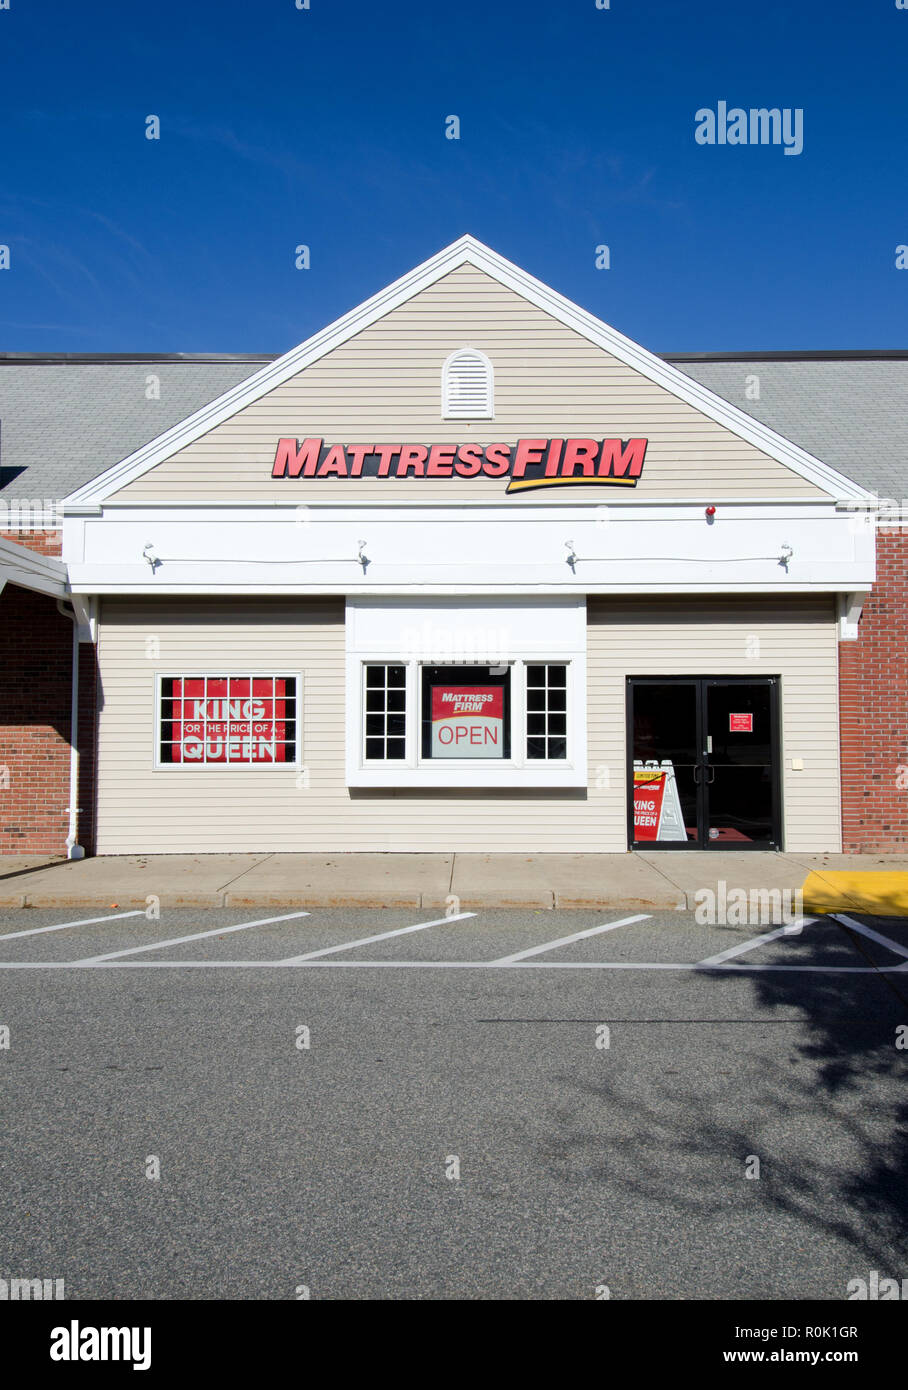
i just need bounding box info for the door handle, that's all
[704,765,715,784]
[692,764,702,784]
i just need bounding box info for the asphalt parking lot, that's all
[1,905,906,1300]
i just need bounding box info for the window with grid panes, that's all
[364,664,407,760]
[158,675,297,765]
[525,664,567,760]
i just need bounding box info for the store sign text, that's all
[168,677,291,763]
[271,437,648,493]
[431,686,504,758]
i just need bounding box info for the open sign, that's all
[430,685,504,759]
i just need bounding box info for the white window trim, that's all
[347,656,586,788]
[360,660,412,766]
[153,671,303,771]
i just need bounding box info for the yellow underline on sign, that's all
[505,476,639,493]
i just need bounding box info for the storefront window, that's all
[346,599,585,787]
[356,660,571,770]
[364,664,407,760]
[526,664,567,760]
[420,665,511,760]
[158,675,298,765]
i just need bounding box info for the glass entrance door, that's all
[627,677,780,850]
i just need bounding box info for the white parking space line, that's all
[490,914,651,965]
[0,909,145,942]
[71,911,311,964]
[831,913,908,959]
[698,918,815,967]
[0,957,896,972]
[278,911,476,963]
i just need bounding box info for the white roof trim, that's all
[0,535,68,597]
[63,235,876,505]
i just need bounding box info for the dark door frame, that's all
[625,675,782,851]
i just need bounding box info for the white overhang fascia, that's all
[61,235,878,509]
[0,536,68,598]
[83,503,834,519]
[66,582,872,599]
[66,501,873,593]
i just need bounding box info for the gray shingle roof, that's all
[664,357,908,501]
[0,361,267,501]
[0,352,905,502]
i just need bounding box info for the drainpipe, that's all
[56,598,85,860]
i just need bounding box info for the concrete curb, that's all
[1,889,690,911]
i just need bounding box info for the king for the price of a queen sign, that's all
[430,685,504,758]
[632,761,687,841]
[164,677,293,764]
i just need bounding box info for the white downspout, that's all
[56,598,85,860]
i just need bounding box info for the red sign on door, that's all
[633,770,667,840]
[729,712,753,733]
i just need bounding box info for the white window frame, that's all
[348,656,585,788]
[153,671,303,771]
[361,660,411,765]
[522,660,571,764]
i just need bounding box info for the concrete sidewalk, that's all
[1,850,907,911]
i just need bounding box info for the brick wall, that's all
[0,527,97,854]
[839,529,908,851]
[2,529,63,557]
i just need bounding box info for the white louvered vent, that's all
[441,348,494,419]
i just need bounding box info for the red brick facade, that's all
[0,529,97,856]
[839,529,908,851]
[4,530,63,559]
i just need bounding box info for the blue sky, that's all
[0,0,905,353]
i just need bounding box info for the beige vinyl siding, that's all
[94,595,840,854]
[587,596,841,853]
[112,265,825,504]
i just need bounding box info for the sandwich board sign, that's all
[633,760,687,841]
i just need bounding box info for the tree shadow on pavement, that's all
[517,918,908,1280]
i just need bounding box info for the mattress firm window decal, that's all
[159,676,298,766]
[421,666,511,760]
[271,437,648,492]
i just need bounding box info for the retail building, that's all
[1,237,904,856]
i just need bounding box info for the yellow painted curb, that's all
[801,870,908,917]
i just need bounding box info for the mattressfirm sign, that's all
[271,437,648,493]
[431,685,504,758]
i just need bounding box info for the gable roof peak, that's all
[64,236,875,506]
